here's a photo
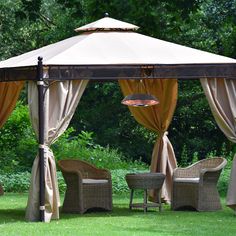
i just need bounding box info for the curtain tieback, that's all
[39,144,47,149]
[38,144,53,155]
[159,131,168,138]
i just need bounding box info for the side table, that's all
[125,173,165,212]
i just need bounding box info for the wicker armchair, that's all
[58,159,112,214]
[171,157,227,211]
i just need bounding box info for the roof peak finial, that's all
[104,12,109,17]
[75,15,139,32]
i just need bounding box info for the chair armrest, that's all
[88,168,111,180]
[201,159,227,173]
[199,169,220,185]
[59,163,79,175]
[199,168,225,185]
[173,165,199,179]
[60,169,83,187]
[199,159,227,178]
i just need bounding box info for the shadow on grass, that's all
[0,208,26,223]
[0,207,161,223]
[60,205,163,220]
[0,205,234,225]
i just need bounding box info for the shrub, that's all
[52,128,147,170]
[0,102,37,173]
[0,163,229,196]
[218,167,231,196]
[180,144,189,167]
[0,102,147,173]
[0,168,148,194]
[217,151,234,196]
[0,172,31,193]
[111,168,147,194]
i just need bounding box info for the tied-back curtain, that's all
[119,79,178,202]
[0,81,24,128]
[200,78,236,211]
[26,79,89,222]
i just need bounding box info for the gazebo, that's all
[0,15,236,222]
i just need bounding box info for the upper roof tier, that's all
[75,16,139,31]
[0,16,235,69]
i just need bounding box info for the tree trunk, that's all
[0,184,4,195]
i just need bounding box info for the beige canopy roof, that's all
[0,16,236,81]
[75,16,139,31]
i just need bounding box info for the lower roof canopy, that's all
[0,63,236,82]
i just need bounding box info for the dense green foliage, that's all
[0,194,236,235]
[0,102,37,173]
[0,166,231,195]
[0,134,232,195]
[0,169,146,194]
[72,82,157,163]
[0,0,236,173]
[0,120,149,194]
[53,128,148,169]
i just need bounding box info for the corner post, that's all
[37,56,45,222]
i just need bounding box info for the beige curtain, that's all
[26,79,89,222]
[119,79,178,202]
[0,82,24,128]
[200,78,236,211]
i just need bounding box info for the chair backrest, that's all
[187,157,227,177]
[58,159,98,175]
[198,157,227,170]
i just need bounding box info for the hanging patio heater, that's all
[121,93,159,107]
[121,80,159,107]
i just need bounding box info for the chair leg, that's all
[144,189,148,213]
[158,190,162,212]
[129,189,134,210]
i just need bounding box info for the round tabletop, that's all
[125,172,165,190]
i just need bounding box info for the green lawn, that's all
[0,193,235,236]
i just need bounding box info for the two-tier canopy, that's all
[0,16,236,81]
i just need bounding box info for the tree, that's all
[0,0,235,167]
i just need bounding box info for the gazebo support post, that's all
[37,56,45,222]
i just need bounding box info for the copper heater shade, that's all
[121,93,159,107]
